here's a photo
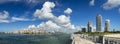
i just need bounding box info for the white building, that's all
[96,14,102,32]
[104,19,110,32]
[87,21,93,32]
[103,34,120,44]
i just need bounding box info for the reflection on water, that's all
[0,33,72,44]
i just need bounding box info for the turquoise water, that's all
[0,33,72,44]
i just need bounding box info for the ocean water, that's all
[0,33,72,44]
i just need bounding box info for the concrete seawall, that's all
[71,34,95,44]
[71,34,120,44]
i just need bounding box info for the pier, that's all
[71,34,95,44]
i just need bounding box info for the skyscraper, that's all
[87,21,93,32]
[96,14,102,32]
[104,19,110,32]
[81,27,87,32]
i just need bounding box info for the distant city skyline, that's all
[0,0,120,32]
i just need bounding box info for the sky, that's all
[0,0,120,32]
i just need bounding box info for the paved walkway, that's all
[71,34,95,44]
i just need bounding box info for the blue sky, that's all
[0,0,120,32]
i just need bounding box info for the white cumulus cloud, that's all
[37,20,61,30]
[34,1,55,19]
[26,1,76,33]
[61,23,75,30]
[0,11,10,23]
[64,8,72,14]
[90,0,95,6]
[54,15,70,24]
[102,0,120,10]
[0,11,9,19]
[28,25,36,28]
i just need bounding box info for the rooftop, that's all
[104,34,120,38]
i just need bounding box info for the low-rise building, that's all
[103,34,120,44]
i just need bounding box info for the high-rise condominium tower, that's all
[104,19,110,32]
[96,14,102,32]
[87,21,93,32]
